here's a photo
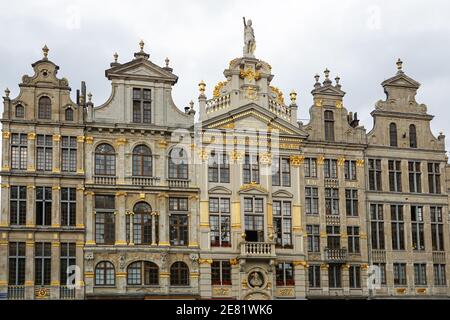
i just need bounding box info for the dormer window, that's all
[65,108,74,121]
[15,104,24,118]
[38,96,51,119]
[132,88,151,123]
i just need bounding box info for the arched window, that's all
[127,261,159,285]
[15,104,24,118]
[95,144,116,176]
[127,202,156,245]
[132,145,152,176]
[324,110,335,142]
[38,96,51,119]
[409,124,417,148]
[95,261,115,286]
[65,108,74,121]
[168,147,188,179]
[389,123,398,147]
[170,261,189,286]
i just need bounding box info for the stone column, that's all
[52,134,61,174]
[76,186,85,229]
[199,260,212,299]
[115,192,127,245]
[24,237,35,299]
[342,264,350,295]
[51,186,61,228]
[75,242,85,299]
[2,131,10,172]
[116,138,127,184]
[26,185,36,227]
[50,238,60,299]
[158,194,169,246]
[76,136,85,174]
[85,136,94,183]
[189,195,199,248]
[27,133,36,173]
[230,150,244,245]
[156,140,167,185]
[0,185,9,227]
[321,264,329,295]
[198,154,210,251]
[293,261,307,299]
[291,155,304,251]
[85,192,95,245]
[0,233,8,296]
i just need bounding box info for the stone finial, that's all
[165,57,170,68]
[335,75,341,89]
[314,74,321,88]
[87,92,92,103]
[139,40,145,52]
[189,100,194,109]
[397,58,403,73]
[134,40,150,60]
[4,88,10,98]
[324,68,330,79]
[289,90,297,104]
[113,52,118,63]
[198,80,206,95]
[42,45,49,59]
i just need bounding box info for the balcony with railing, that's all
[324,247,348,263]
[324,178,339,187]
[372,249,386,263]
[167,178,190,188]
[128,176,160,186]
[325,215,340,225]
[93,175,117,185]
[8,286,25,300]
[433,251,446,264]
[60,286,76,300]
[240,242,275,259]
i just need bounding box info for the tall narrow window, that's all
[388,160,402,192]
[324,159,337,179]
[244,197,264,242]
[132,88,152,123]
[95,144,116,176]
[411,206,425,251]
[168,147,188,179]
[211,261,231,285]
[38,96,51,119]
[132,145,152,176]
[433,264,446,286]
[276,263,294,286]
[373,263,387,285]
[10,186,27,225]
[326,226,341,249]
[349,266,361,288]
[36,135,53,172]
[328,264,341,288]
[304,158,317,178]
[127,261,159,285]
[243,154,259,184]
[408,161,421,193]
[95,195,116,245]
[389,123,398,147]
[61,187,76,227]
[170,262,189,286]
[8,242,26,285]
[36,186,52,226]
[391,205,405,250]
[347,226,360,253]
[431,207,444,251]
[308,265,321,288]
[15,104,24,118]
[95,261,115,286]
[414,263,427,285]
[409,124,417,148]
[60,243,76,286]
[35,242,51,285]
[126,202,155,245]
[370,204,385,250]
[209,197,231,247]
[306,224,320,252]
[345,189,358,216]
[11,133,28,170]
[305,187,319,215]
[393,263,407,285]
[368,159,382,191]
[61,136,77,172]
[428,162,441,194]
[273,200,292,248]
[208,151,230,183]
[324,110,335,142]
[272,157,290,186]
[65,108,74,121]
[169,197,189,246]
[325,188,339,215]
[344,160,357,180]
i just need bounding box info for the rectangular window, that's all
[95,195,115,245]
[324,159,337,179]
[370,204,385,250]
[431,207,444,251]
[8,242,26,285]
[349,265,361,288]
[408,161,421,193]
[61,187,76,227]
[209,197,231,247]
[306,224,320,252]
[36,135,53,172]
[326,226,340,249]
[211,260,231,285]
[373,263,387,285]
[345,189,358,216]
[325,188,339,215]
[132,88,152,123]
[393,263,407,285]
[368,159,382,191]
[304,158,317,178]
[208,152,230,183]
[391,205,405,250]
[433,264,446,286]
[169,197,189,246]
[35,242,51,285]
[61,136,77,172]
[308,265,321,288]
[272,157,291,187]
[347,226,360,253]
[411,206,425,251]
[388,160,402,192]
[328,264,342,288]
[36,187,52,226]
[244,197,264,242]
[243,154,259,184]
[9,186,27,225]
[344,160,357,180]
[428,162,441,194]
[414,263,427,286]
[305,187,319,215]
[11,133,27,170]
[276,262,294,286]
[60,242,76,286]
[273,200,292,248]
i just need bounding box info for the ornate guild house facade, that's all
[0,21,449,300]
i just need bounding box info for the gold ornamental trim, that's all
[116,138,127,146]
[229,258,239,266]
[2,131,10,139]
[85,136,94,144]
[27,132,36,140]
[335,100,343,109]
[337,157,345,166]
[52,134,61,142]
[289,155,304,167]
[198,258,213,265]
[356,159,365,167]
[77,136,85,143]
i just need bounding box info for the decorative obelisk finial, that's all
[396,58,403,74]
[42,45,49,60]
[243,17,256,57]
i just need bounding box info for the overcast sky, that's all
[1,0,450,149]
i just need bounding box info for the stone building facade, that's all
[0,28,449,300]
